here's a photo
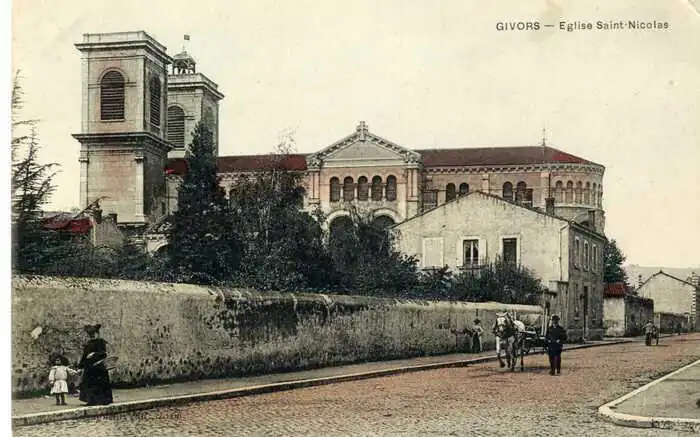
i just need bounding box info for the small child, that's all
[471,319,484,353]
[48,355,78,406]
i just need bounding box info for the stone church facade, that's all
[72,31,607,256]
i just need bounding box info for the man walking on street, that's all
[545,315,567,376]
[643,320,656,346]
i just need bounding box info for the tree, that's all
[452,258,542,305]
[327,207,420,296]
[167,122,242,284]
[228,133,334,290]
[603,239,628,284]
[11,71,60,273]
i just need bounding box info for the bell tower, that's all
[73,31,173,227]
[166,35,225,159]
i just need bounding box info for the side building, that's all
[391,190,607,342]
[636,270,700,332]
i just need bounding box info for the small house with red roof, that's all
[603,282,654,337]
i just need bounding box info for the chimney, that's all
[545,197,555,215]
[587,210,596,230]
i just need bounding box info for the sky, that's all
[9,0,700,268]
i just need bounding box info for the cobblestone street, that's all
[13,335,700,436]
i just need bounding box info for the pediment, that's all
[307,121,422,169]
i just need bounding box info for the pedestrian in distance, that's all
[545,315,567,376]
[48,355,78,406]
[643,320,656,346]
[471,319,484,353]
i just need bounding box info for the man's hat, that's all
[551,314,560,321]
[84,324,102,335]
[474,318,481,324]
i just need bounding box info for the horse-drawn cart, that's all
[522,329,547,355]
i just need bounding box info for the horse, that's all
[492,313,527,372]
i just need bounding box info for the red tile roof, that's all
[165,146,596,175]
[417,146,596,167]
[604,283,629,297]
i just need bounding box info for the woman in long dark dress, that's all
[78,324,113,406]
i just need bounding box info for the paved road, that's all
[14,335,700,437]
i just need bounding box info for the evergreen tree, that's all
[11,72,60,273]
[603,239,628,284]
[167,122,241,284]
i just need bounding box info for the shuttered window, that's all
[150,77,161,127]
[167,106,185,148]
[100,71,125,120]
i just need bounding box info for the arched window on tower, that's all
[371,176,383,201]
[565,181,574,203]
[385,175,397,201]
[167,106,185,148]
[446,183,456,202]
[149,76,161,127]
[100,71,125,120]
[459,183,469,196]
[598,185,603,207]
[357,176,369,201]
[502,182,513,201]
[343,177,355,201]
[575,182,583,204]
[329,177,340,202]
[584,182,591,204]
[555,181,564,203]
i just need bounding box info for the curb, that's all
[13,339,628,427]
[598,358,700,433]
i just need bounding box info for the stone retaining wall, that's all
[11,275,542,396]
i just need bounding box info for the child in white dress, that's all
[49,356,78,405]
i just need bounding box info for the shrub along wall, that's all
[11,275,542,397]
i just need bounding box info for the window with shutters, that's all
[149,76,161,127]
[422,237,444,269]
[463,239,479,268]
[502,237,518,265]
[100,71,125,120]
[167,106,185,148]
[459,183,469,196]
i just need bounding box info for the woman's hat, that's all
[474,318,481,324]
[84,324,102,335]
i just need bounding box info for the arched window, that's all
[565,181,574,203]
[515,182,527,202]
[167,106,185,148]
[446,183,456,202]
[357,176,369,201]
[584,182,591,204]
[329,177,340,202]
[100,71,125,120]
[598,185,603,207]
[371,176,383,201]
[343,177,355,201]
[149,76,161,126]
[459,183,469,196]
[385,175,397,201]
[575,182,583,204]
[502,182,513,201]
[555,181,564,203]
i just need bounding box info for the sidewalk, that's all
[12,338,627,427]
[599,357,700,433]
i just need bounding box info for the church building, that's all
[72,31,607,257]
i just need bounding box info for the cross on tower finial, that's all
[183,34,190,52]
[357,120,368,140]
[541,123,547,147]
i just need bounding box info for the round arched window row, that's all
[385,175,397,201]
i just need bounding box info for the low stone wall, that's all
[11,275,542,397]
